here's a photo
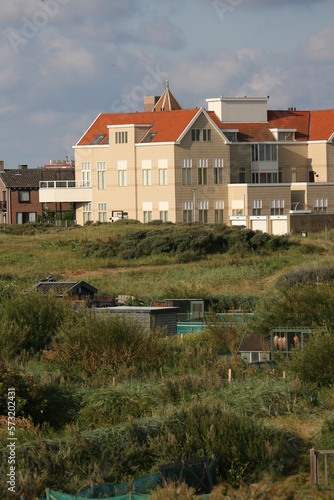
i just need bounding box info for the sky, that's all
[1,0,334,168]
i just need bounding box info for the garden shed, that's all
[238,333,271,364]
[36,279,98,303]
[96,306,179,335]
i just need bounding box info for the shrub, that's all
[288,329,334,387]
[0,367,47,425]
[0,290,73,352]
[52,313,169,376]
[252,283,334,332]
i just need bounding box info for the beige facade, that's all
[40,93,334,234]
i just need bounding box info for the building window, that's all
[117,160,127,187]
[252,144,277,162]
[214,209,224,223]
[182,159,192,185]
[314,198,328,214]
[143,169,152,186]
[97,203,108,222]
[291,168,297,183]
[18,190,30,203]
[83,203,92,224]
[239,166,246,183]
[158,159,168,186]
[214,159,223,185]
[203,129,212,142]
[159,211,168,222]
[97,162,106,190]
[252,199,262,216]
[198,201,208,223]
[271,199,284,215]
[16,212,36,224]
[278,131,295,141]
[214,201,224,223]
[142,160,152,186]
[232,209,244,216]
[191,129,200,142]
[252,171,278,184]
[143,211,152,223]
[81,162,91,187]
[182,201,193,222]
[224,131,237,141]
[115,131,128,144]
[198,158,208,185]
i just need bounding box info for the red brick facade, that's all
[0,167,74,224]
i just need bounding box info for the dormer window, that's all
[278,131,295,141]
[91,134,106,145]
[143,132,157,143]
[223,131,238,141]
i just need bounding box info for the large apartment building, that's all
[39,83,334,234]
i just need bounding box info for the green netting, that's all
[78,472,162,498]
[47,490,149,500]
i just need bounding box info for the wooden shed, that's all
[95,306,179,335]
[238,333,271,364]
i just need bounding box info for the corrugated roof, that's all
[0,168,74,189]
[77,109,200,146]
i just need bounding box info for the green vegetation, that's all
[0,222,333,498]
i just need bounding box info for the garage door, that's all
[271,219,288,235]
[251,219,267,232]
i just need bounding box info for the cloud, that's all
[305,24,334,62]
[137,16,185,50]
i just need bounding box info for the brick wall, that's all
[10,188,72,224]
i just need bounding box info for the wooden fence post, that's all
[228,368,232,383]
[310,448,318,486]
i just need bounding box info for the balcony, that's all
[39,180,92,204]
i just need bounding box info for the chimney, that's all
[0,160,4,171]
[18,164,28,170]
[144,95,160,112]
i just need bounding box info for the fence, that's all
[310,448,334,486]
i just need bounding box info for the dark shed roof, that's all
[238,333,270,353]
[36,280,98,297]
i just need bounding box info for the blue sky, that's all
[1,0,333,168]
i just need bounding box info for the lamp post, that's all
[192,189,197,222]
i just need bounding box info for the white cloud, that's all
[305,24,334,62]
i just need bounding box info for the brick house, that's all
[0,163,75,224]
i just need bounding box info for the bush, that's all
[52,313,169,376]
[252,283,334,332]
[0,290,73,353]
[0,367,47,425]
[150,400,303,484]
[288,329,334,387]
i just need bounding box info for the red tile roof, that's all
[77,109,200,146]
[268,110,310,141]
[221,122,276,142]
[309,109,334,141]
[207,112,276,142]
